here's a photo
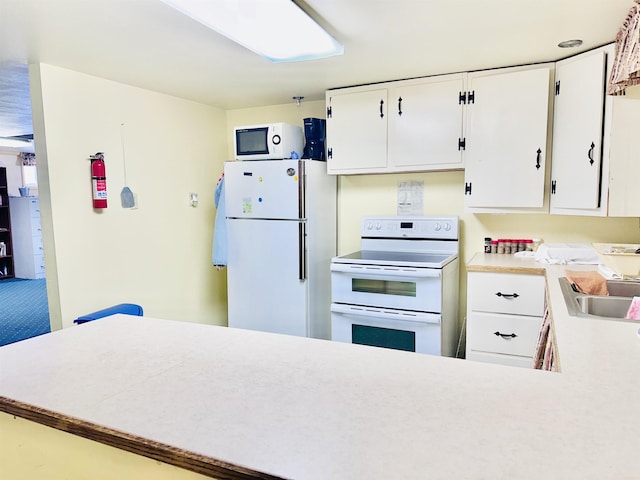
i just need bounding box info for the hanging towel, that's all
[212,173,227,269]
[625,297,640,320]
[564,270,609,296]
[533,301,556,371]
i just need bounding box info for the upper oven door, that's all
[331,263,442,312]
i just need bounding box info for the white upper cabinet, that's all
[387,75,465,170]
[608,97,640,217]
[550,49,607,213]
[325,74,465,175]
[549,43,640,217]
[325,88,388,173]
[463,65,553,212]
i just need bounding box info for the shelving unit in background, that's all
[0,167,15,279]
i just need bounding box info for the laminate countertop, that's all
[1,256,639,479]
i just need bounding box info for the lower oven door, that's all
[331,263,442,312]
[331,303,441,355]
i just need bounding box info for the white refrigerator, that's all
[224,159,336,339]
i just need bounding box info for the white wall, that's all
[30,64,228,329]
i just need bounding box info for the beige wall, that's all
[30,63,228,329]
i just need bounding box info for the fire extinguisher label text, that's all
[93,179,107,199]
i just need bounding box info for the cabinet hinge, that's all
[327,106,332,118]
[328,148,333,159]
[458,91,475,104]
[551,180,556,194]
[458,138,466,151]
[555,81,560,96]
[467,90,475,104]
[464,182,472,195]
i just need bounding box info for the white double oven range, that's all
[330,216,460,357]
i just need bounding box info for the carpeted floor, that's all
[0,277,51,346]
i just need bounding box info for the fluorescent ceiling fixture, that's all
[162,0,343,62]
[0,137,32,149]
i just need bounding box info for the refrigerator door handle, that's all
[298,159,305,219]
[299,222,307,281]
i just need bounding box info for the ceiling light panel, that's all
[161,0,344,62]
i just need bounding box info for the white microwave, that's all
[234,123,303,160]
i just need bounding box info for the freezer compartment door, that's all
[224,160,303,219]
[227,218,308,337]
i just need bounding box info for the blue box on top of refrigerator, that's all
[224,159,337,339]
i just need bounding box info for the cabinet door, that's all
[388,75,465,170]
[326,88,388,174]
[608,97,640,216]
[464,66,551,209]
[551,51,606,210]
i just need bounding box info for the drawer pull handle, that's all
[494,331,518,339]
[495,292,519,299]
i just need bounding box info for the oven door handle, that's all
[330,303,441,324]
[330,263,441,278]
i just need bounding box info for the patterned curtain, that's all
[608,3,640,96]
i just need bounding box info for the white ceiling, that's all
[0,0,635,138]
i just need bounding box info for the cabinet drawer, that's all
[466,350,533,368]
[27,198,41,218]
[34,254,46,275]
[468,272,545,316]
[466,311,542,357]
[31,235,44,257]
[30,216,42,235]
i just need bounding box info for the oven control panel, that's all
[361,216,458,240]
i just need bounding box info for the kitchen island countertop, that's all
[1,255,640,479]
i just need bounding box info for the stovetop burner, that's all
[333,250,456,268]
[332,216,460,269]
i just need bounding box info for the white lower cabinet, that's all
[466,271,545,368]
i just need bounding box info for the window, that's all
[21,164,38,187]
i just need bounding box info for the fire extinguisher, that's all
[89,152,107,209]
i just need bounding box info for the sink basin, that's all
[574,296,633,318]
[559,277,640,322]
[606,279,640,297]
